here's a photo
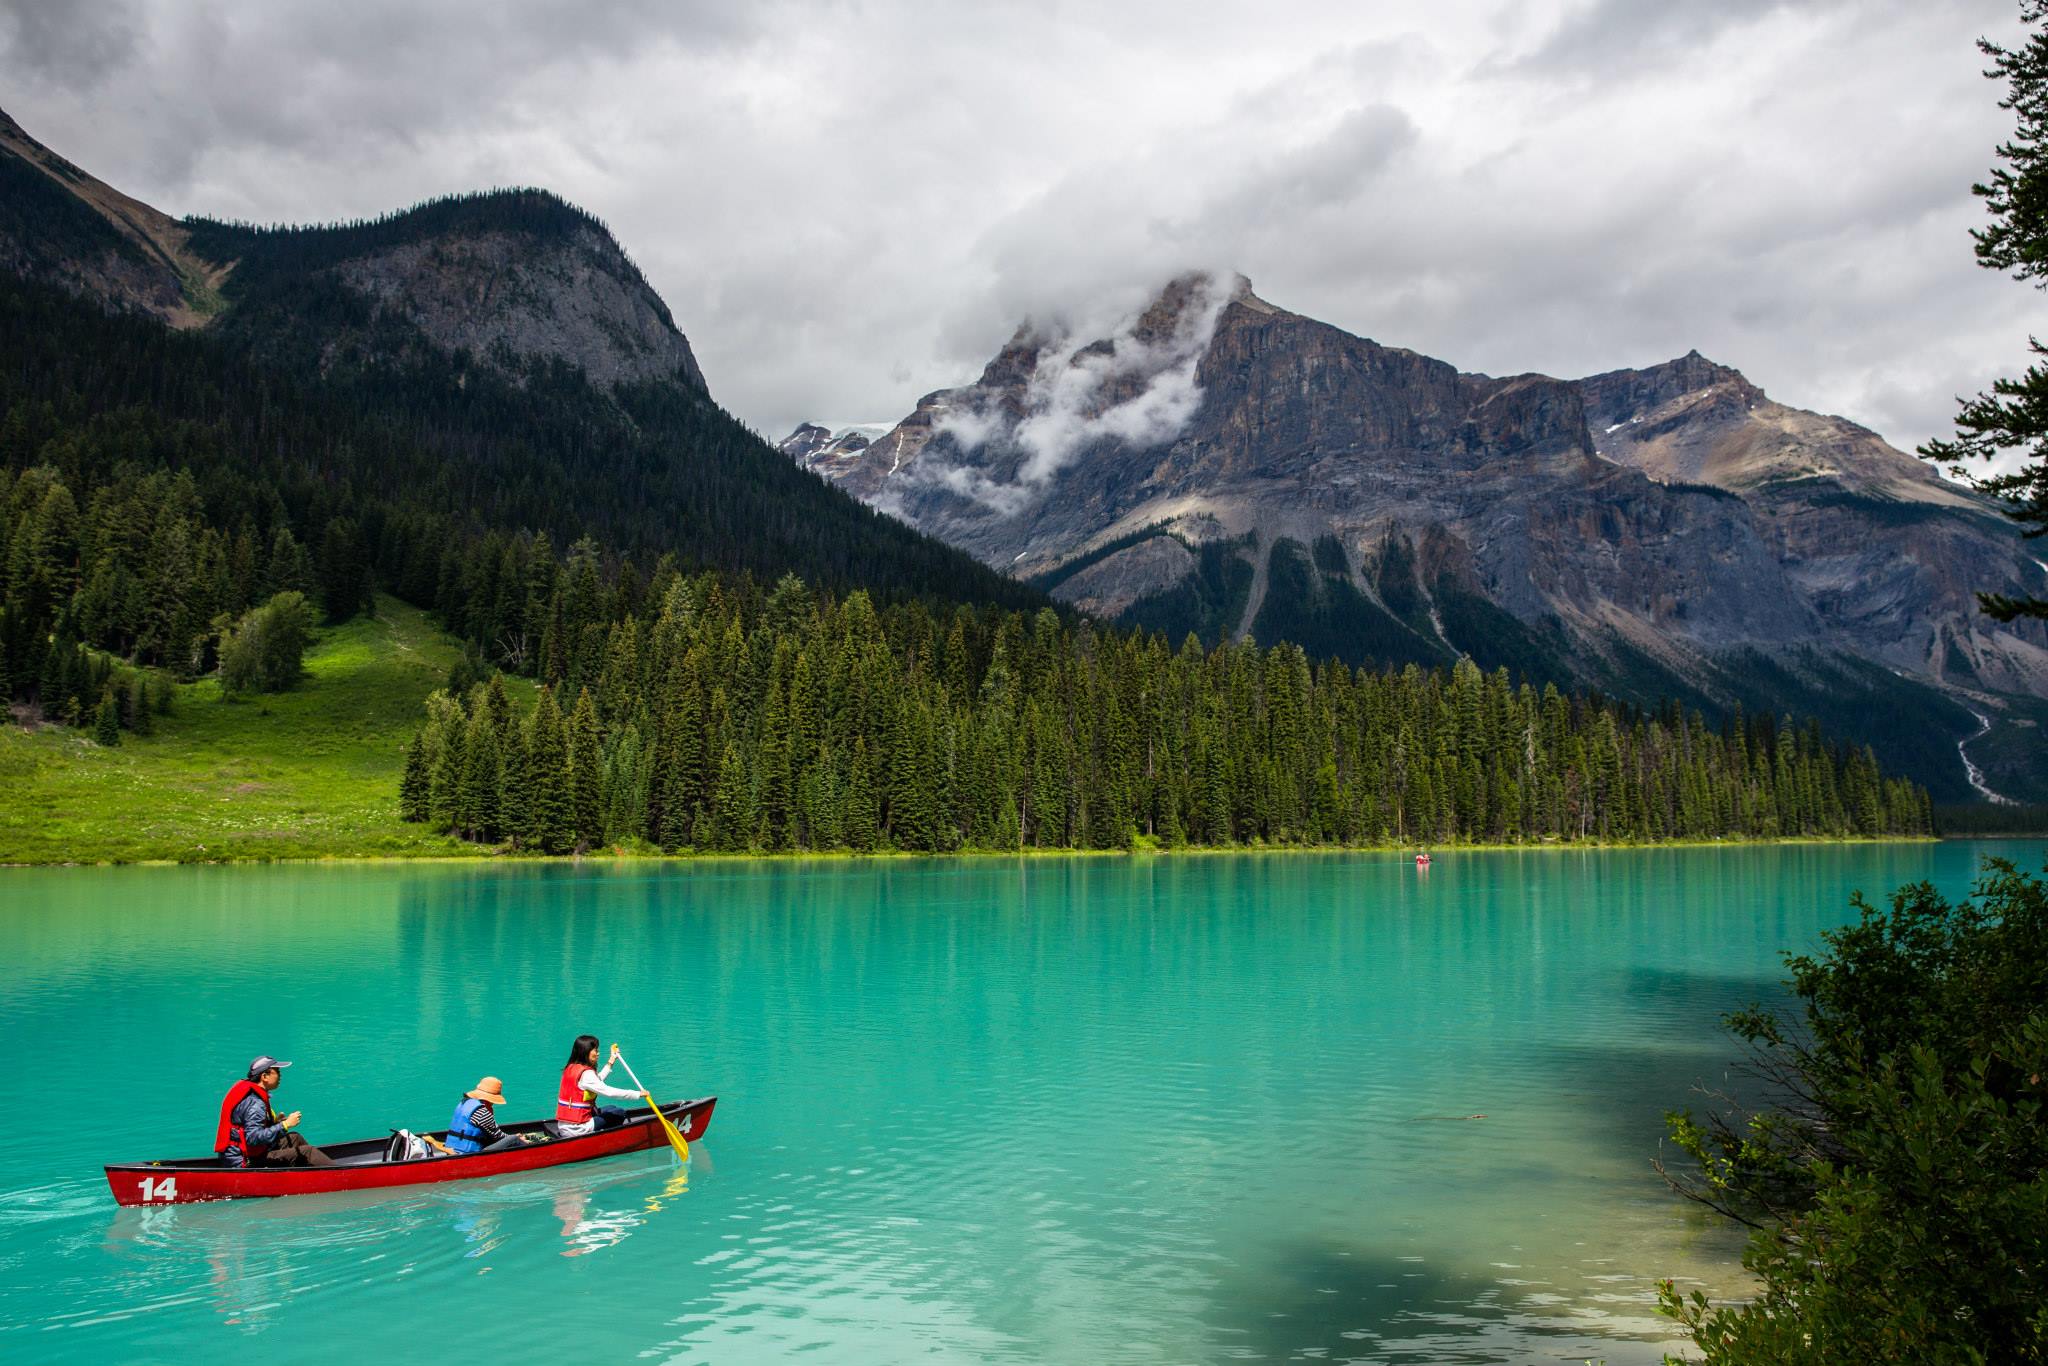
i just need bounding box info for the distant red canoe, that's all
[105,1097,716,1207]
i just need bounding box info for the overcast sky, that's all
[1,0,2037,463]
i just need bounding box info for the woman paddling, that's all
[555,1034,645,1137]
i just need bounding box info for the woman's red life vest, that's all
[215,1080,273,1158]
[556,1063,594,1124]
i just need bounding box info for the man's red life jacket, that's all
[556,1063,594,1125]
[215,1080,273,1159]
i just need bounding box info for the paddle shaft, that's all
[611,1049,689,1161]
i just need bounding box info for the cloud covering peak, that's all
[910,271,1236,515]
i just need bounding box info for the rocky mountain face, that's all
[785,274,2048,801]
[1579,353,2042,700]
[182,195,707,395]
[323,217,705,391]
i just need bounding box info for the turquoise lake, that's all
[0,842,2031,1364]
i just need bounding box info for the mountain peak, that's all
[188,188,705,391]
[779,422,892,469]
[1580,350,1764,419]
[1145,269,1277,324]
[1577,351,1985,514]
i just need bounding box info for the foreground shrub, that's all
[1661,861,2048,1363]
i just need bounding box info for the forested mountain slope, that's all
[0,108,1049,741]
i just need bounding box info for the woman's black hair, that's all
[566,1034,601,1067]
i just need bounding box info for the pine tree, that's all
[537,594,566,688]
[92,685,120,746]
[901,699,951,851]
[317,518,367,622]
[844,737,879,852]
[709,741,752,851]
[1922,3,2048,618]
[126,675,152,737]
[603,721,649,844]
[995,788,1023,849]
[499,720,530,845]
[426,698,466,832]
[399,730,430,822]
[458,704,502,841]
[1312,760,1343,843]
[1027,701,1067,847]
[758,680,794,850]
[568,687,603,851]
[524,686,572,854]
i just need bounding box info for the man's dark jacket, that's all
[223,1091,287,1167]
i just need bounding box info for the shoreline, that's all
[0,833,1959,870]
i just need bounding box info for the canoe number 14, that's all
[139,1176,178,1202]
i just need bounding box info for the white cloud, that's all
[929,397,1006,455]
[917,271,1234,512]
[1014,273,1232,483]
[0,0,2036,476]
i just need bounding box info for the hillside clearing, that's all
[0,597,480,863]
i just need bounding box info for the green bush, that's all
[1661,861,2048,1363]
[218,591,317,695]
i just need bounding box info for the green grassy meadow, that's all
[0,597,479,863]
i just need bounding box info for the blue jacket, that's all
[223,1091,287,1167]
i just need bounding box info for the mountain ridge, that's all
[0,106,227,325]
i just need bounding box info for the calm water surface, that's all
[0,842,2031,1364]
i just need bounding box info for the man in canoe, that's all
[556,1034,647,1137]
[217,1056,334,1167]
[447,1075,535,1154]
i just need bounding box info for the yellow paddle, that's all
[610,1045,689,1162]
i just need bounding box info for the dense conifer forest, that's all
[399,562,1932,854]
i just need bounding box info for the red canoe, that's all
[104,1096,717,1206]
